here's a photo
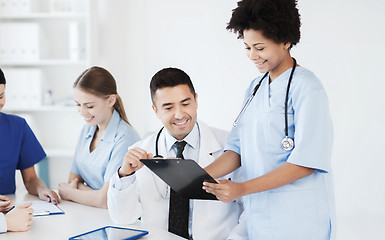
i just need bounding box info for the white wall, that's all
[93,0,385,239]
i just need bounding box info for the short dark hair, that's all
[227,0,301,48]
[150,67,196,104]
[0,68,6,84]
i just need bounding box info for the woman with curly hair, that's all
[203,0,335,239]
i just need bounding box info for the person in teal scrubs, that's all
[58,66,140,208]
[203,0,335,239]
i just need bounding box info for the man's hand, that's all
[118,147,153,177]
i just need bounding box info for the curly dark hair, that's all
[227,0,301,48]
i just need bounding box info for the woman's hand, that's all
[38,188,60,205]
[5,202,34,232]
[203,179,245,203]
[58,178,79,201]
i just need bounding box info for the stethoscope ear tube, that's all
[154,127,164,158]
[233,72,267,127]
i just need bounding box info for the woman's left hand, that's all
[58,178,79,201]
[203,179,244,203]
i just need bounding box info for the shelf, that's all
[0,60,88,66]
[3,105,77,112]
[0,13,87,20]
[46,148,74,158]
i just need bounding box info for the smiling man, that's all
[107,67,247,240]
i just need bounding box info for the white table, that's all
[1,190,184,240]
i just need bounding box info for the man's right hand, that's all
[118,147,153,178]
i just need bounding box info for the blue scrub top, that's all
[226,67,335,240]
[71,110,140,190]
[0,113,46,194]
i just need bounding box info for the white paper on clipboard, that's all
[16,200,64,216]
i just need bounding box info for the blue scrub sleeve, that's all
[287,89,333,173]
[17,120,46,170]
[225,127,241,155]
[70,128,85,176]
[70,153,80,176]
[103,131,140,183]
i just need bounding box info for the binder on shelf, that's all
[19,23,40,62]
[17,0,31,14]
[0,0,31,14]
[2,68,42,108]
[0,22,40,62]
[68,21,79,61]
[0,23,8,61]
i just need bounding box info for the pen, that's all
[4,205,15,213]
[33,211,50,216]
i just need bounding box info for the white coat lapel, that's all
[197,120,223,168]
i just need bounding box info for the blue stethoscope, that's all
[233,58,297,151]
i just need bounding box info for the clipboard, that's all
[68,226,148,240]
[140,159,218,200]
[17,200,64,216]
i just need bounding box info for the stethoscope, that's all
[154,126,165,158]
[233,58,297,151]
[152,126,170,199]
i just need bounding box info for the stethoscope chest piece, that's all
[281,137,294,151]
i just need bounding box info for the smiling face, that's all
[0,84,5,112]
[73,87,116,128]
[243,29,293,80]
[152,84,198,140]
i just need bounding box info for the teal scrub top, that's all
[71,110,140,190]
[226,67,335,240]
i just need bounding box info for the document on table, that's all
[17,200,64,216]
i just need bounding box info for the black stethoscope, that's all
[153,127,165,158]
[233,58,297,151]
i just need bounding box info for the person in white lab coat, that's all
[108,67,247,240]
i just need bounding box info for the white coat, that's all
[108,121,247,240]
